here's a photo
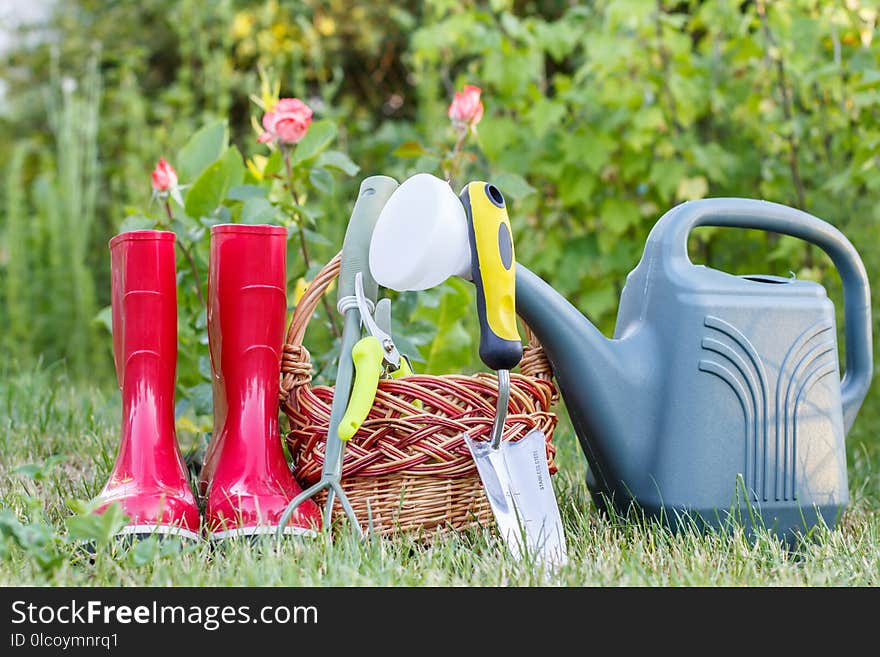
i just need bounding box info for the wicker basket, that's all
[279,253,559,537]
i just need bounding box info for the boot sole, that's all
[75,524,201,559]
[116,524,203,542]
[207,526,318,541]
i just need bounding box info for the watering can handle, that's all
[649,197,872,431]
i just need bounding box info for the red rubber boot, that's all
[94,230,201,541]
[200,224,321,540]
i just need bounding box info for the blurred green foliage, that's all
[2,0,879,410]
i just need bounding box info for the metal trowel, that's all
[458,181,567,567]
[464,429,566,566]
[368,174,567,565]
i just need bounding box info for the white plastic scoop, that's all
[368,173,471,291]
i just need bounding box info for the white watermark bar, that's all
[1,588,327,652]
[9,598,317,631]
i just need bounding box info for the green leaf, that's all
[0,511,23,540]
[241,197,276,224]
[185,159,228,219]
[650,160,688,203]
[563,129,615,174]
[197,354,213,381]
[414,154,441,173]
[227,184,267,201]
[581,286,619,320]
[222,146,245,190]
[855,69,880,90]
[492,172,536,201]
[293,203,321,227]
[410,279,474,374]
[66,503,128,545]
[177,120,228,182]
[65,499,93,515]
[392,141,426,159]
[527,98,567,138]
[676,176,709,202]
[183,146,244,219]
[557,165,596,206]
[0,511,64,574]
[93,306,112,333]
[264,149,283,177]
[302,227,332,246]
[188,382,214,416]
[118,214,156,232]
[129,538,161,566]
[13,464,42,480]
[600,198,641,237]
[309,167,334,195]
[317,150,360,176]
[292,120,337,165]
[14,456,66,482]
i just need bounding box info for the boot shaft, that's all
[207,224,288,431]
[108,230,180,465]
[109,230,178,396]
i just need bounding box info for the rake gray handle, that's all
[337,176,399,306]
[324,175,399,481]
[648,197,873,431]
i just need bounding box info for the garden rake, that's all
[276,175,399,540]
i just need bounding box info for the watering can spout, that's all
[515,265,657,497]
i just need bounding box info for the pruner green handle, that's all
[338,336,386,441]
[389,355,413,379]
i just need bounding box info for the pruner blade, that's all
[354,271,401,371]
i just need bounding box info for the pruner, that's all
[337,272,414,441]
[356,271,402,374]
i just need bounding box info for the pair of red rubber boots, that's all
[93,226,321,541]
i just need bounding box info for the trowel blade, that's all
[464,429,567,567]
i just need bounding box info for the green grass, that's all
[1,364,879,586]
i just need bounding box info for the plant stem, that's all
[284,148,340,339]
[445,127,469,185]
[165,200,205,307]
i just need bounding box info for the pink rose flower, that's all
[258,97,313,145]
[448,84,484,131]
[151,158,178,192]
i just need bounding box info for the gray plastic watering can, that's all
[516,198,873,537]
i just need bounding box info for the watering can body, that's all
[516,198,872,538]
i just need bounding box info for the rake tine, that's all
[333,481,364,539]
[276,481,328,541]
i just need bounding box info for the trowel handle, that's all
[459,182,523,372]
[650,197,872,431]
[338,176,400,306]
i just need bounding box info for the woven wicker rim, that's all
[278,253,558,483]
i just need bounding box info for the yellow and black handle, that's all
[459,182,523,372]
